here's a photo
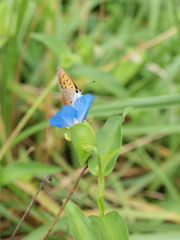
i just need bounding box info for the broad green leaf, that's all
[0,162,60,186]
[101,148,121,169]
[70,121,97,166]
[88,148,121,176]
[65,201,100,240]
[88,116,123,176]
[90,211,129,240]
[97,116,123,176]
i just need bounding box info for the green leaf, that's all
[0,203,31,230]
[88,116,123,176]
[90,211,129,240]
[70,121,97,166]
[11,121,49,147]
[130,233,180,240]
[101,148,121,168]
[70,65,127,97]
[0,162,60,186]
[31,33,71,55]
[113,52,146,84]
[65,201,100,240]
[23,218,67,240]
[90,94,180,117]
[88,148,121,176]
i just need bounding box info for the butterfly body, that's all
[57,67,81,106]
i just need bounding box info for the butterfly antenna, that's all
[85,80,95,86]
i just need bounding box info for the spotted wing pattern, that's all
[57,67,81,106]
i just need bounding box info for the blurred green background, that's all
[0,0,180,239]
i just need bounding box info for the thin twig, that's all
[42,165,88,240]
[10,175,52,240]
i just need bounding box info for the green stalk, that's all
[171,0,180,41]
[94,148,105,217]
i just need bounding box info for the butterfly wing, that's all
[57,67,81,106]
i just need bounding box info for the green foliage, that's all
[65,200,100,240]
[66,200,129,240]
[89,110,130,176]
[90,94,180,117]
[31,33,71,55]
[88,116,123,176]
[0,162,60,186]
[1,0,180,239]
[97,116,123,176]
[70,121,97,166]
[90,211,129,240]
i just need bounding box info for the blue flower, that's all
[50,94,95,128]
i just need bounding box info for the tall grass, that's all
[0,0,180,239]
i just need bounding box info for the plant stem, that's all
[98,174,105,217]
[94,149,105,217]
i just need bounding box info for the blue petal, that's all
[50,105,77,128]
[74,94,95,123]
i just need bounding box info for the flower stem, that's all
[94,148,105,217]
[98,173,105,217]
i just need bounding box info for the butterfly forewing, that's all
[57,67,81,106]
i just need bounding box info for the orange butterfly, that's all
[57,67,81,106]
